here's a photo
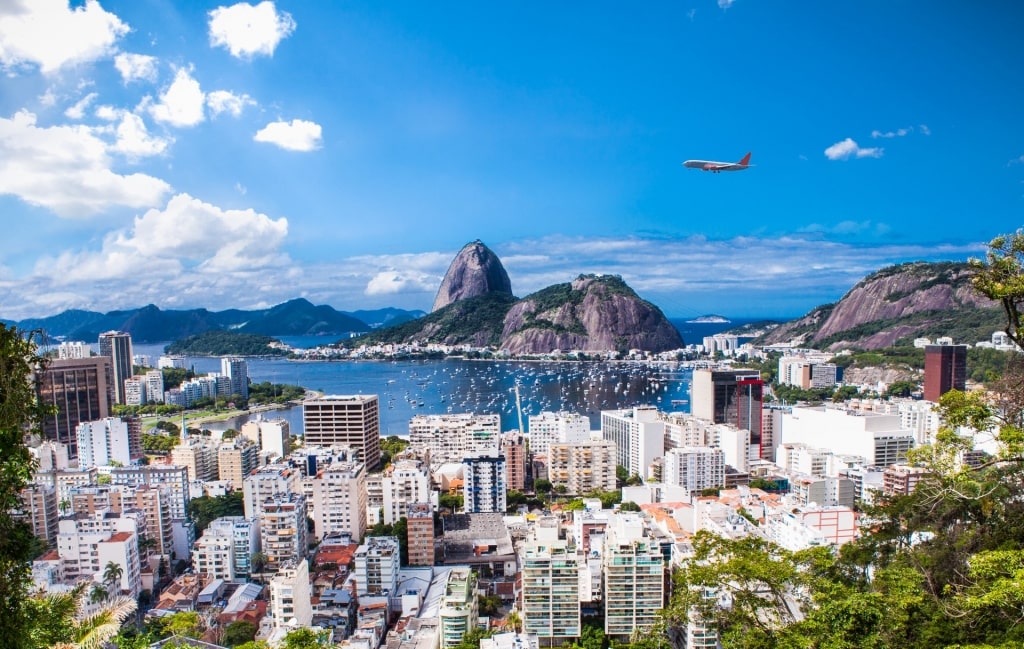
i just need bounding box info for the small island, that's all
[165,330,290,356]
[686,314,731,324]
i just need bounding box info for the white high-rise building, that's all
[123,378,147,406]
[780,406,915,467]
[240,418,290,458]
[520,522,580,642]
[462,453,506,513]
[57,341,90,360]
[663,447,725,495]
[353,536,400,596]
[243,465,301,519]
[382,458,435,524]
[309,461,368,540]
[600,406,664,477]
[603,514,665,641]
[221,357,249,399]
[145,370,165,404]
[439,567,479,649]
[527,411,590,456]
[206,516,259,579]
[408,413,501,466]
[76,417,133,469]
[193,530,235,581]
[269,560,312,629]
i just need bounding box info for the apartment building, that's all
[408,413,501,466]
[547,440,617,495]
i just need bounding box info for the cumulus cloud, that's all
[207,90,256,117]
[254,118,322,151]
[0,109,170,216]
[35,192,289,286]
[208,1,296,59]
[824,137,883,161]
[64,92,98,120]
[114,52,158,83]
[111,113,171,160]
[0,0,128,74]
[145,67,205,127]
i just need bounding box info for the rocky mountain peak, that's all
[432,240,513,312]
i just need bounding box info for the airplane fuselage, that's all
[682,152,752,173]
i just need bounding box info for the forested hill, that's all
[164,331,289,356]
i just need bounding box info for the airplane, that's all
[682,152,752,173]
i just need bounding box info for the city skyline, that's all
[1,2,1022,320]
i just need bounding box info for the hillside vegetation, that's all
[165,331,289,356]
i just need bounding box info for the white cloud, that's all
[1008,155,1024,166]
[871,127,912,139]
[64,92,98,120]
[207,89,255,118]
[114,52,158,83]
[145,68,205,127]
[0,0,129,74]
[366,270,440,296]
[94,104,120,121]
[111,113,171,160]
[824,137,883,161]
[0,109,170,216]
[254,118,322,151]
[919,124,931,135]
[208,1,296,59]
[717,0,736,8]
[36,192,289,286]
[39,87,57,107]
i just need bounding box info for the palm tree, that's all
[59,498,71,516]
[33,588,138,649]
[103,561,124,593]
[250,551,269,583]
[89,584,108,605]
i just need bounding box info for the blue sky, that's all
[0,1,1022,321]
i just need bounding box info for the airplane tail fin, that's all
[738,152,752,166]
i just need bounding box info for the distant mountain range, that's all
[1,299,425,344]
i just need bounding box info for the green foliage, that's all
[161,366,192,390]
[162,611,202,639]
[533,478,552,494]
[187,492,244,535]
[884,380,919,398]
[344,292,516,348]
[165,330,289,356]
[970,231,1024,346]
[282,628,331,649]
[618,501,641,512]
[380,434,410,466]
[142,432,179,453]
[478,593,502,616]
[224,620,259,647]
[586,489,622,508]
[438,493,463,512]
[247,381,306,404]
[452,627,495,649]
[0,326,49,649]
